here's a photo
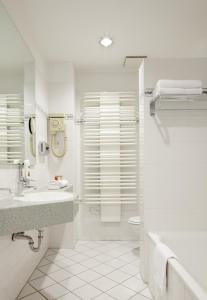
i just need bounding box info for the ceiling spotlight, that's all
[99,36,113,47]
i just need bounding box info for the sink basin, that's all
[14,191,75,203]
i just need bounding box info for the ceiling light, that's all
[99,36,113,47]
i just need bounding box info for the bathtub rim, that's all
[148,231,207,300]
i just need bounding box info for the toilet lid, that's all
[128,216,141,225]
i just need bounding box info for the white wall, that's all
[76,68,138,93]
[76,68,139,240]
[140,58,207,279]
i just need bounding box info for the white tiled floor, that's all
[17,241,153,300]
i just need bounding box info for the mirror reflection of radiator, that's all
[82,92,137,222]
[0,93,24,164]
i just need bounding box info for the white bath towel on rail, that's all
[156,79,202,89]
[154,87,203,98]
[151,243,177,300]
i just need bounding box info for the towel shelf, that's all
[147,89,207,116]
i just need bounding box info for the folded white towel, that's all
[154,87,203,98]
[48,179,69,190]
[151,243,177,300]
[157,80,202,89]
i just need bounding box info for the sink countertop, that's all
[0,192,78,236]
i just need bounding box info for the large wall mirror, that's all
[0,1,36,165]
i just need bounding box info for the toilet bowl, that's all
[128,216,141,236]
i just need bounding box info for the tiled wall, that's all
[140,58,207,280]
[47,63,77,248]
[75,69,139,240]
[143,58,207,232]
[48,63,76,188]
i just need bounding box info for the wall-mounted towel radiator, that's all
[81,92,138,222]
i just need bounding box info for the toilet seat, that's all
[128,216,141,225]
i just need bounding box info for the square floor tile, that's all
[54,258,75,268]
[47,253,66,262]
[140,287,153,299]
[61,276,86,291]
[73,284,102,300]
[30,275,56,290]
[23,242,144,300]
[49,269,72,282]
[39,263,61,274]
[65,263,88,275]
[58,249,78,257]
[77,270,101,283]
[122,277,146,293]
[94,294,114,300]
[94,254,112,263]
[119,253,138,263]
[107,249,125,258]
[91,276,117,292]
[45,249,57,257]
[134,273,142,280]
[133,260,140,267]
[19,292,46,300]
[84,249,100,258]
[107,270,131,283]
[107,258,127,269]
[30,270,44,281]
[70,253,89,263]
[57,292,80,299]
[130,294,150,300]
[92,264,115,276]
[81,258,101,268]
[40,283,68,300]
[38,258,50,267]
[18,284,36,299]
[106,284,136,300]
[120,263,139,276]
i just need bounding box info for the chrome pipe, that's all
[12,230,43,252]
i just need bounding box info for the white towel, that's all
[151,243,177,300]
[48,179,69,190]
[154,87,203,98]
[156,80,202,89]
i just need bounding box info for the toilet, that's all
[128,216,141,236]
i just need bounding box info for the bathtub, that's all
[147,231,207,300]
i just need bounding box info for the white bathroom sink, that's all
[14,191,74,203]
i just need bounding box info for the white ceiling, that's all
[2,0,207,70]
